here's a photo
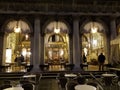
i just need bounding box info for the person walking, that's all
[98,53,106,71]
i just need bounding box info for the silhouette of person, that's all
[19,54,24,62]
[98,53,106,71]
[14,54,24,66]
[83,54,87,63]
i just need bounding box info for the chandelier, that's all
[54,21,60,34]
[91,22,98,33]
[14,20,21,33]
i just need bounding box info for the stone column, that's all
[30,34,34,65]
[31,17,41,72]
[72,17,81,71]
[0,32,4,65]
[110,17,117,40]
[40,36,44,64]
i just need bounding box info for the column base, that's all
[72,66,82,72]
[31,65,41,73]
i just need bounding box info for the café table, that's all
[65,73,77,78]
[22,74,36,83]
[3,87,24,90]
[102,73,117,86]
[109,68,120,78]
[23,74,36,78]
[75,85,96,90]
[64,73,77,81]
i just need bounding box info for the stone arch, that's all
[80,17,109,65]
[43,19,70,66]
[42,18,71,34]
[2,18,32,66]
[3,19,32,34]
[80,18,108,35]
[1,18,33,34]
[48,33,65,42]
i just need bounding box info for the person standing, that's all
[19,54,24,62]
[98,53,106,71]
[82,54,87,63]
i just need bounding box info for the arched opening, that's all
[110,24,120,66]
[3,20,31,72]
[44,21,70,71]
[82,21,106,71]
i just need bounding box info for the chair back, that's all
[75,85,96,90]
[0,84,12,90]
[22,83,34,90]
[59,77,67,88]
[66,81,78,90]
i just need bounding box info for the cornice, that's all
[0,1,120,15]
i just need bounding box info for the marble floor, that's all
[38,78,59,90]
[38,78,120,90]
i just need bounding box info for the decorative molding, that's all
[0,1,120,15]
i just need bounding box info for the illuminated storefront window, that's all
[4,20,31,72]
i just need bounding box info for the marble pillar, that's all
[0,32,4,65]
[31,17,41,72]
[72,17,81,71]
[110,17,117,40]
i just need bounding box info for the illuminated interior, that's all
[44,21,69,64]
[5,20,31,65]
[82,22,105,63]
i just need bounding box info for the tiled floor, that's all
[0,64,118,90]
[38,78,59,90]
[38,78,120,90]
[47,64,99,71]
[37,65,119,90]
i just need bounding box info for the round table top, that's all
[102,73,116,77]
[75,85,96,90]
[65,73,77,78]
[3,87,23,90]
[23,74,36,78]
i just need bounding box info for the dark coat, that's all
[98,53,105,63]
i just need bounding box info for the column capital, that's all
[72,15,80,20]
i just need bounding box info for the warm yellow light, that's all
[25,34,29,40]
[59,48,64,56]
[14,26,21,33]
[92,39,97,46]
[27,51,31,58]
[54,28,60,33]
[83,48,88,56]
[5,48,12,63]
[22,48,27,57]
[91,27,97,33]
